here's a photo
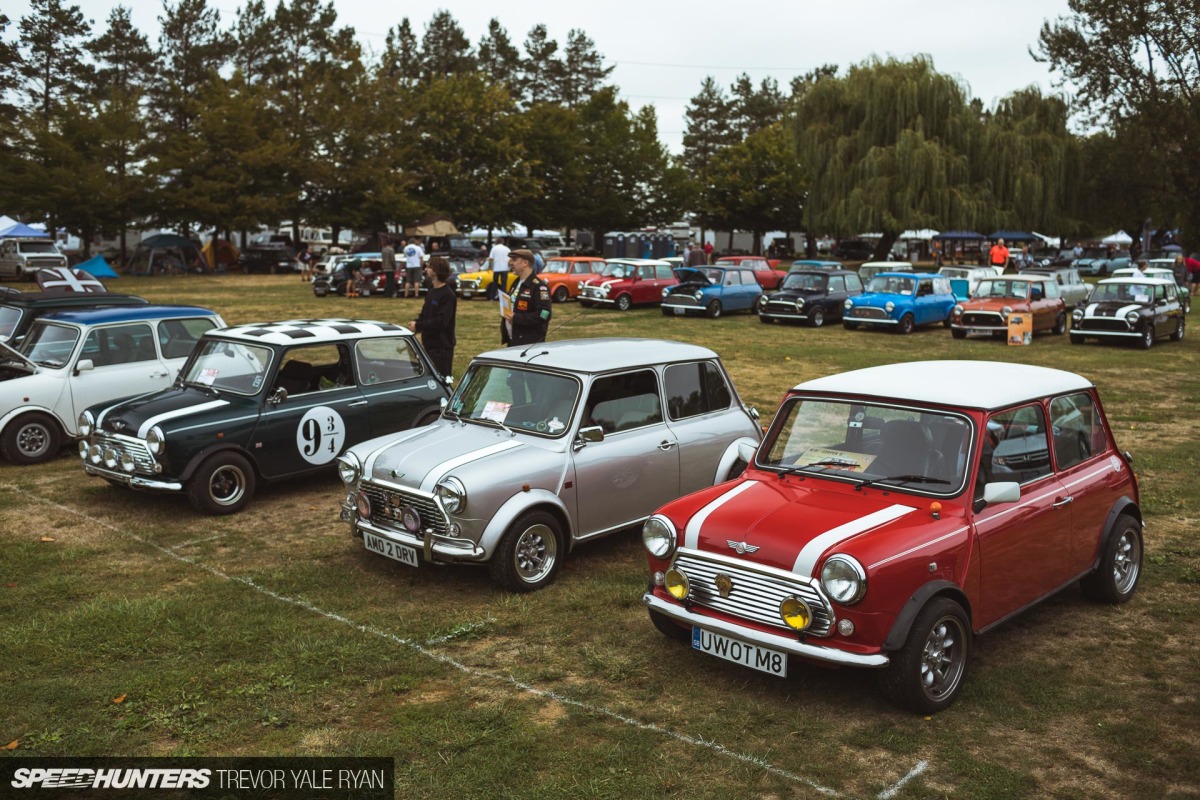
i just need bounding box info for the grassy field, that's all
[2,273,1198,799]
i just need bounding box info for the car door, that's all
[69,323,172,420]
[1155,283,1178,336]
[739,269,762,309]
[252,343,371,479]
[354,336,440,436]
[661,360,747,494]
[825,275,847,317]
[571,369,680,536]
[973,403,1074,626]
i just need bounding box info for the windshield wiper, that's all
[858,474,951,490]
[468,415,513,436]
[183,380,219,396]
[37,359,63,367]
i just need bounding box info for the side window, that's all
[158,317,218,359]
[276,343,352,395]
[724,271,740,286]
[846,274,863,292]
[82,323,156,367]
[829,276,845,293]
[355,336,425,384]
[981,404,1052,485]
[1044,281,1060,298]
[657,264,674,280]
[1049,393,1105,470]
[583,370,663,434]
[664,361,733,420]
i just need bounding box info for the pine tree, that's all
[519,25,563,107]
[558,29,612,108]
[477,18,521,89]
[420,10,475,81]
[15,0,93,124]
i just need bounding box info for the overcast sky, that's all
[63,0,1078,153]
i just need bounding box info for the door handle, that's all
[348,400,368,407]
[658,440,676,451]
[1052,496,1073,508]
[149,371,168,378]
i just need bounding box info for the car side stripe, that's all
[137,400,229,438]
[419,440,523,492]
[792,504,917,577]
[684,481,757,550]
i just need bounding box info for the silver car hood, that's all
[354,420,563,493]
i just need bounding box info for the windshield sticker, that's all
[797,447,877,472]
[899,290,913,295]
[481,400,512,422]
[546,417,565,433]
[252,374,263,389]
[197,367,219,385]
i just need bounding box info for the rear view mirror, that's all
[982,482,1020,505]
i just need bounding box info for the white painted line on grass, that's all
[15,489,930,798]
[166,534,224,551]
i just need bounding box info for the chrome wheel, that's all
[16,421,51,459]
[209,463,248,507]
[1,413,61,465]
[490,511,564,592]
[1111,529,1141,595]
[514,523,557,582]
[919,615,967,704]
[809,308,825,327]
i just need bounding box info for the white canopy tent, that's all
[1102,230,1133,246]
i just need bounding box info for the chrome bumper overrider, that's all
[348,514,486,563]
[82,464,183,491]
[643,592,889,668]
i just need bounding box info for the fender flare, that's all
[882,580,971,651]
[713,437,760,484]
[0,404,68,439]
[1091,496,1141,570]
[478,488,572,558]
[179,444,259,484]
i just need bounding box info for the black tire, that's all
[898,314,915,335]
[843,322,858,330]
[1170,317,1185,341]
[1139,326,1153,349]
[809,307,826,327]
[706,300,722,318]
[1081,514,1142,603]
[1,413,62,465]
[648,608,691,642]
[187,452,256,515]
[758,314,773,324]
[878,596,971,714]
[951,328,967,339]
[615,294,632,311]
[489,510,563,592]
[485,282,499,302]
[578,299,592,308]
[1053,313,1067,335]
[552,285,569,303]
[661,306,673,316]
[942,314,953,328]
[725,458,748,481]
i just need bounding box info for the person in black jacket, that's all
[411,257,457,379]
[501,249,551,346]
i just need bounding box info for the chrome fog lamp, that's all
[102,447,118,469]
[355,491,371,520]
[119,452,136,473]
[435,477,466,514]
[336,452,361,485]
[664,568,690,601]
[642,515,677,559]
[78,411,94,437]
[89,444,102,464]
[78,440,89,459]
[821,555,867,605]
[780,596,813,630]
[146,426,165,455]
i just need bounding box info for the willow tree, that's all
[790,56,988,259]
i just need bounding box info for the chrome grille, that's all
[849,307,887,320]
[581,286,603,298]
[1080,318,1131,332]
[766,301,801,313]
[671,549,834,637]
[90,431,155,472]
[665,295,699,307]
[961,311,1003,326]
[360,481,448,536]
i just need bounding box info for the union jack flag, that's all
[36,267,107,293]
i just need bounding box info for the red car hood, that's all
[680,477,933,578]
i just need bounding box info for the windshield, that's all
[939,269,968,279]
[0,306,23,341]
[866,276,915,295]
[19,241,59,254]
[781,272,828,291]
[760,398,972,495]
[974,279,1031,299]
[599,262,628,278]
[182,339,274,395]
[20,322,79,368]
[544,259,573,274]
[1091,283,1152,303]
[447,364,580,437]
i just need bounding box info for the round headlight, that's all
[1125,311,1139,325]
[780,596,813,630]
[577,280,585,290]
[757,294,767,308]
[146,426,165,455]
[120,452,136,473]
[661,287,669,297]
[1001,305,1013,319]
[952,303,963,315]
[78,411,94,437]
[642,515,677,559]
[884,301,895,313]
[664,567,690,601]
[435,477,466,514]
[336,453,361,485]
[821,555,867,605]
[1072,308,1084,320]
[693,290,703,301]
[78,440,89,459]
[355,491,371,520]
[601,284,611,295]
[843,299,853,310]
[103,447,118,469]
[793,298,804,309]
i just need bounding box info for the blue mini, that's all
[661,266,763,318]
[843,272,957,334]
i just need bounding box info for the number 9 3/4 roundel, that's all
[296,406,347,465]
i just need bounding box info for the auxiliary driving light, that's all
[779,596,812,630]
[664,568,690,601]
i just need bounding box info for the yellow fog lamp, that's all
[664,568,690,601]
[780,596,813,630]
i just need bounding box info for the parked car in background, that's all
[642,360,1142,713]
[311,253,387,297]
[338,338,763,592]
[1098,250,1132,275]
[0,288,149,347]
[790,259,844,271]
[578,259,677,310]
[1073,248,1109,276]
[843,273,956,333]
[1019,266,1091,307]
[757,269,864,327]
[419,257,473,295]
[661,266,763,318]
[0,305,223,464]
[858,261,913,283]
[457,264,501,301]
[239,234,296,274]
[950,274,1067,339]
[832,240,876,261]
[1071,277,1185,348]
[80,319,449,515]
[540,256,606,302]
[1035,248,1077,268]
[713,256,785,290]
[1130,261,1191,313]
[937,265,1003,298]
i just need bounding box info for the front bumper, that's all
[661,298,703,314]
[643,592,889,668]
[83,463,183,492]
[580,292,616,305]
[1072,327,1142,338]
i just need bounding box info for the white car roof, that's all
[862,261,912,268]
[1097,277,1174,286]
[605,258,670,266]
[211,319,412,346]
[477,337,719,374]
[793,360,1093,410]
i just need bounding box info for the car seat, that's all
[871,420,944,478]
[276,360,314,395]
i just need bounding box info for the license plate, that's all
[363,532,418,567]
[674,306,685,315]
[968,328,990,335]
[692,627,787,677]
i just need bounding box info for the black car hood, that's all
[767,288,828,301]
[94,385,254,437]
[1084,300,1147,317]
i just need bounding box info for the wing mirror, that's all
[267,387,288,405]
[573,425,605,451]
[74,359,94,375]
[983,481,1020,505]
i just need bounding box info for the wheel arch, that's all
[1091,497,1141,570]
[0,405,69,440]
[478,489,573,557]
[713,437,759,484]
[179,443,261,483]
[881,579,973,650]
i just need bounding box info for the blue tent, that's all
[76,254,119,279]
[988,230,1039,242]
[933,231,985,241]
[0,222,49,238]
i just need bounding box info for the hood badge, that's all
[389,469,405,479]
[726,540,759,556]
[715,573,733,598]
[111,420,126,431]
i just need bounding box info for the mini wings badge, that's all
[727,540,760,556]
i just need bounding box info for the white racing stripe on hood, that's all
[137,400,229,438]
[362,427,432,476]
[684,481,757,549]
[1085,303,1140,319]
[419,440,523,492]
[792,504,917,577]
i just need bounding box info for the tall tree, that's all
[0,14,21,213]
[15,0,92,124]
[728,74,785,138]
[706,122,806,254]
[477,18,521,89]
[379,18,420,90]
[231,0,272,83]
[682,77,739,236]
[519,25,562,107]
[420,10,475,81]
[558,29,613,108]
